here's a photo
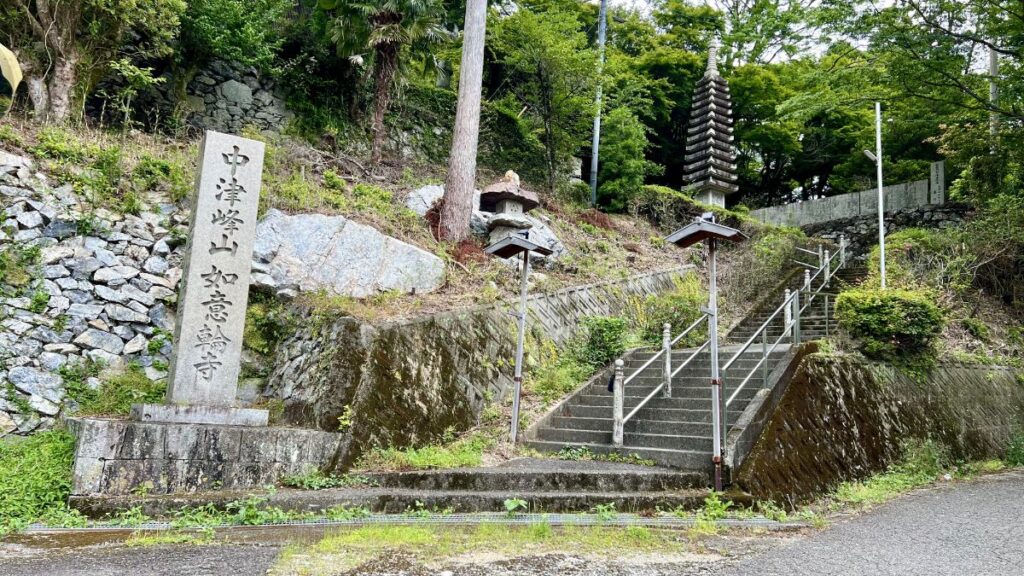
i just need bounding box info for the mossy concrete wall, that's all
[736,354,1024,501]
[265,267,693,469]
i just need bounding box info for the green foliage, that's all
[833,439,949,507]
[0,243,39,290]
[32,127,92,162]
[59,358,104,407]
[0,430,76,534]
[700,491,732,521]
[356,432,493,471]
[490,5,598,192]
[578,316,629,368]
[835,288,945,360]
[634,275,707,346]
[70,364,166,416]
[133,155,190,203]
[243,292,294,356]
[177,0,290,71]
[280,470,372,490]
[1006,432,1024,467]
[479,100,548,185]
[503,498,528,516]
[590,502,617,522]
[597,107,663,212]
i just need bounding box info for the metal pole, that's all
[510,250,530,443]
[588,0,608,206]
[612,359,624,447]
[875,102,886,289]
[824,250,831,285]
[662,323,672,398]
[784,288,792,339]
[817,245,824,268]
[708,238,723,491]
[793,289,801,344]
[840,235,847,267]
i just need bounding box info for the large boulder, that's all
[252,209,446,298]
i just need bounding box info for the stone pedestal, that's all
[66,417,344,497]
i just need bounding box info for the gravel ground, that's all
[2,469,1021,576]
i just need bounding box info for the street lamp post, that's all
[863,102,886,288]
[484,234,553,444]
[665,213,747,491]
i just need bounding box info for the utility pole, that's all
[588,0,608,207]
[989,44,1000,144]
[874,102,886,289]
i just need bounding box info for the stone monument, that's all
[66,131,344,500]
[132,131,267,426]
[682,42,739,208]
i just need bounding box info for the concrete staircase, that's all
[525,347,788,472]
[727,265,867,344]
[526,256,865,480]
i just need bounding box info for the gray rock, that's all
[39,352,67,371]
[405,184,445,215]
[42,219,78,239]
[67,303,104,317]
[95,284,127,303]
[253,209,446,298]
[71,257,104,277]
[40,244,75,264]
[64,290,93,304]
[104,304,150,324]
[73,328,125,355]
[14,228,41,241]
[15,210,43,229]
[123,334,148,355]
[220,79,254,107]
[149,303,174,332]
[0,412,15,436]
[8,366,64,404]
[41,264,70,279]
[143,255,169,274]
[93,266,140,283]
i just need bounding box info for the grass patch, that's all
[0,243,41,291]
[66,363,165,416]
[832,439,948,508]
[272,524,698,574]
[355,432,495,472]
[279,471,375,490]
[0,430,78,534]
[124,529,216,547]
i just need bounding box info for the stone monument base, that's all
[131,403,269,427]
[66,417,344,497]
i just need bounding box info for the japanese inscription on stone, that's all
[167,131,265,407]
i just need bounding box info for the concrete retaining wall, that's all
[735,354,1024,501]
[265,267,694,469]
[750,162,946,227]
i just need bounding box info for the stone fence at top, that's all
[750,161,947,227]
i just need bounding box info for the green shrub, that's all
[0,430,76,534]
[31,127,92,162]
[243,293,295,355]
[74,365,166,416]
[1006,432,1024,467]
[637,275,707,346]
[133,155,191,203]
[835,288,945,360]
[579,316,628,367]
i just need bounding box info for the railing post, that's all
[824,250,832,285]
[762,328,768,389]
[804,269,811,292]
[817,244,824,268]
[825,294,830,338]
[793,290,802,344]
[613,359,624,447]
[662,323,672,398]
[784,289,792,338]
[839,235,847,267]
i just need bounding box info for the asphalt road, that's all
[2,469,1021,576]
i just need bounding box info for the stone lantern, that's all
[480,171,540,245]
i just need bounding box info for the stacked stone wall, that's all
[804,203,971,259]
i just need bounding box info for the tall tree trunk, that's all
[439,0,488,242]
[47,51,79,123]
[370,43,399,167]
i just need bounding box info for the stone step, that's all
[363,460,705,492]
[556,404,745,421]
[536,428,713,451]
[548,416,714,437]
[523,440,713,471]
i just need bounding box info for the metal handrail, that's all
[794,246,820,257]
[621,314,709,388]
[800,250,843,314]
[725,318,795,406]
[722,289,797,372]
[620,316,709,425]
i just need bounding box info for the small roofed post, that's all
[484,233,552,445]
[665,213,747,492]
[480,171,541,246]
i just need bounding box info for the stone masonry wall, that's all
[264,267,694,469]
[736,354,1024,501]
[803,203,971,259]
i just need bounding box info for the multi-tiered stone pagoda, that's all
[682,43,738,208]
